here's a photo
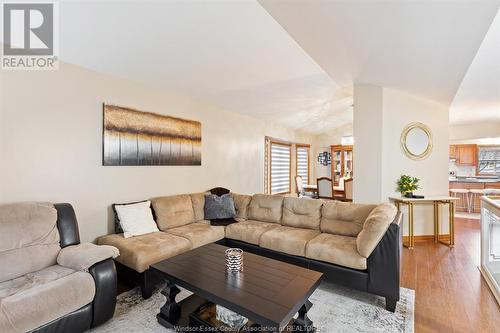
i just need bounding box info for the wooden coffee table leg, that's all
[294,300,315,332]
[157,281,181,327]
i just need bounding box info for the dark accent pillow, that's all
[112,200,151,234]
[210,218,237,227]
[204,194,236,220]
[209,187,231,196]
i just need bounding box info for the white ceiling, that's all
[259,0,500,106]
[58,0,347,134]
[55,1,500,133]
[450,8,500,124]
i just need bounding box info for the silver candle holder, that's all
[225,248,243,273]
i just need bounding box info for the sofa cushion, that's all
[231,193,252,219]
[97,232,191,272]
[247,194,284,224]
[151,194,195,230]
[259,226,320,257]
[0,265,74,299]
[282,197,322,230]
[357,203,397,258]
[190,192,207,222]
[0,267,95,333]
[166,222,225,249]
[225,220,280,245]
[320,201,376,237]
[0,202,60,283]
[306,233,367,270]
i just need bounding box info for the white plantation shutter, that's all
[296,146,309,185]
[271,142,291,194]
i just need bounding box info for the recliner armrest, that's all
[57,242,119,271]
[89,258,117,327]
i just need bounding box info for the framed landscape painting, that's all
[103,104,201,166]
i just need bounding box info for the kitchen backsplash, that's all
[449,161,476,177]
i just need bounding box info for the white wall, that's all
[353,85,450,236]
[353,85,384,203]
[313,147,331,179]
[313,123,353,148]
[0,63,314,242]
[450,121,500,142]
[381,88,450,236]
[313,123,352,179]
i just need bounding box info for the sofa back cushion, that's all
[231,193,252,219]
[282,197,322,229]
[151,195,195,230]
[247,194,284,223]
[0,202,61,283]
[190,192,207,222]
[320,201,376,236]
[357,203,397,257]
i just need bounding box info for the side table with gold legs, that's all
[390,196,458,249]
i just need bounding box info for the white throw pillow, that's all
[115,201,159,238]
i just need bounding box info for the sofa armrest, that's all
[391,210,402,226]
[356,203,398,257]
[89,258,117,327]
[366,211,402,305]
[57,243,119,271]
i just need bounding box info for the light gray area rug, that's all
[92,282,414,333]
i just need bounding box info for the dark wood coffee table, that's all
[150,243,323,332]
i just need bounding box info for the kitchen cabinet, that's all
[331,145,353,186]
[449,145,457,159]
[450,144,477,165]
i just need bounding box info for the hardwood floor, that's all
[402,217,500,332]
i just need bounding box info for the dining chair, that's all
[317,177,334,199]
[333,178,344,201]
[295,176,304,197]
[338,177,346,189]
[344,178,353,202]
[296,176,317,199]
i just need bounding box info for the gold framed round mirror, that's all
[400,122,433,160]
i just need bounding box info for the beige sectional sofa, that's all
[98,193,224,274]
[97,192,402,311]
[226,194,389,270]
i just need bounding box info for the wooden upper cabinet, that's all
[455,144,477,165]
[449,145,457,159]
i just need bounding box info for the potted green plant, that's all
[396,175,420,198]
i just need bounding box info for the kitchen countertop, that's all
[449,177,500,183]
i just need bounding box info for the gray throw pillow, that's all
[204,193,236,219]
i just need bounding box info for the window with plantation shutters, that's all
[270,142,291,194]
[296,145,310,185]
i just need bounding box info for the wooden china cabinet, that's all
[330,145,353,186]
